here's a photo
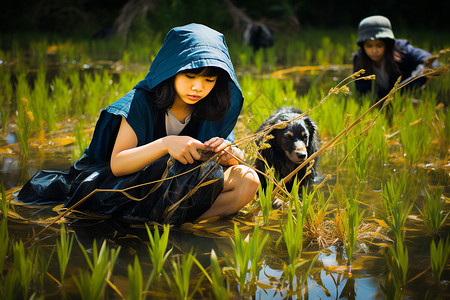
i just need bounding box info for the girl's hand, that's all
[204,137,243,166]
[163,135,206,164]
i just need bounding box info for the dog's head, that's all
[274,117,316,164]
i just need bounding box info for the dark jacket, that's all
[353,39,432,99]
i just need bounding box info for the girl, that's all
[17,24,259,225]
[353,15,437,99]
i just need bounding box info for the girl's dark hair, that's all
[354,38,401,78]
[151,67,231,121]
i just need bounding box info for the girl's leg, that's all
[196,165,259,221]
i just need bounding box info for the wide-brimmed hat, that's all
[356,15,395,46]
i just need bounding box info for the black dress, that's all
[16,108,224,225]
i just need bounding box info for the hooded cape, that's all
[86,23,243,164]
[17,24,241,225]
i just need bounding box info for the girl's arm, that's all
[110,117,206,176]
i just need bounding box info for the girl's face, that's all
[363,39,386,65]
[174,71,217,105]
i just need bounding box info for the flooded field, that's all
[0,36,449,299]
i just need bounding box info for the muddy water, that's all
[1,68,449,299]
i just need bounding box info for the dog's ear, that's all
[304,117,317,136]
[304,117,319,149]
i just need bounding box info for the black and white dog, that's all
[254,106,319,193]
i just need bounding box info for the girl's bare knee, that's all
[239,167,259,205]
[243,167,259,192]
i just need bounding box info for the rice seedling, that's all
[0,183,7,219]
[13,240,36,299]
[56,224,74,284]
[257,177,273,226]
[30,65,49,130]
[278,181,304,265]
[35,247,53,292]
[128,255,143,300]
[30,39,48,63]
[72,120,90,161]
[303,186,335,249]
[145,224,172,284]
[353,136,371,183]
[0,68,12,133]
[51,75,72,119]
[76,239,121,300]
[225,223,269,295]
[253,49,264,73]
[380,175,413,242]
[0,268,20,299]
[69,71,83,117]
[432,102,449,158]
[164,250,203,300]
[341,194,364,265]
[398,99,433,166]
[210,249,230,300]
[369,113,389,166]
[15,74,34,158]
[430,237,450,282]
[0,219,8,274]
[82,71,110,118]
[418,187,449,237]
[383,240,409,296]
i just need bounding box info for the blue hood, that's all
[86,24,243,164]
[135,23,241,94]
[107,23,243,142]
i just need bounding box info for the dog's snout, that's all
[297,153,307,160]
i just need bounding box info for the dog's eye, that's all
[283,133,292,140]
